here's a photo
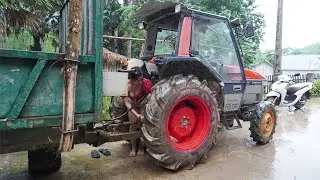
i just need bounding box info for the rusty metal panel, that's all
[58,13,63,52]
[81,0,88,55]
[88,0,93,55]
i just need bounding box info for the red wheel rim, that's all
[166,96,211,151]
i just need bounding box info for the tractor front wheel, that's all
[249,101,277,145]
[142,75,219,170]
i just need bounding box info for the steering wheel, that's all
[206,56,224,74]
[197,53,226,74]
[197,53,217,66]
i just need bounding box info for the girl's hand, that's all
[137,114,144,122]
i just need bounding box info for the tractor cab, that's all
[136,2,261,112]
[137,2,254,79]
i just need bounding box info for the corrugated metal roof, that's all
[282,55,320,71]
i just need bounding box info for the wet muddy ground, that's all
[1,97,320,180]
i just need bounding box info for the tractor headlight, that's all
[175,4,182,13]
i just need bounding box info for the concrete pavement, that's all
[1,97,320,180]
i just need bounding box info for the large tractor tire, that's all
[142,74,220,170]
[28,148,61,175]
[249,101,277,145]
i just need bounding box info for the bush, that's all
[102,96,111,119]
[311,80,320,95]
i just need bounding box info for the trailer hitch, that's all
[85,130,141,147]
[222,114,242,130]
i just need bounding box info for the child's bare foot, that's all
[137,149,144,156]
[129,150,137,157]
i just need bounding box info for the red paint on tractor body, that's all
[178,17,192,57]
[226,65,266,80]
[244,68,266,80]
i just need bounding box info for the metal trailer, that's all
[0,0,111,174]
[0,0,277,174]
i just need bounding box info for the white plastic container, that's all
[102,71,128,96]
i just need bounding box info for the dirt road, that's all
[1,97,320,180]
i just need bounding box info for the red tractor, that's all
[110,2,277,170]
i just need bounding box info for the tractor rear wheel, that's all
[142,75,219,170]
[249,101,277,145]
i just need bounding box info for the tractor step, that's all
[222,114,242,130]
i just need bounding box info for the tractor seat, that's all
[286,83,309,95]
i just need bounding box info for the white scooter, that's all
[265,73,313,109]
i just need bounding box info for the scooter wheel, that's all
[293,94,307,109]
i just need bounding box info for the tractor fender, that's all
[158,57,223,82]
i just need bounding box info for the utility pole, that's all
[59,0,83,152]
[274,0,283,81]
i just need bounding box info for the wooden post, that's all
[307,73,315,82]
[273,0,283,81]
[59,0,83,152]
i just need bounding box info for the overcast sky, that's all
[254,0,320,50]
[118,0,319,50]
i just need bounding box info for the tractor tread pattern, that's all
[142,74,219,170]
[249,101,277,145]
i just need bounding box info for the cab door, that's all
[191,13,246,112]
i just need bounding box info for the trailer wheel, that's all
[28,148,61,175]
[142,74,219,170]
[250,101,277,145]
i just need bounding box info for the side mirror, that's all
[243,21,254,38]
[230,18,241,27]
[294,73,300,76]
[138,22,147,30]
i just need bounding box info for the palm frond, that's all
[5,8,41,32]
[0,0,9,6]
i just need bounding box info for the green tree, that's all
[118,4,145,57]
[253,49,275,68]
[103,0,122,52]
[300,42,320,55]
[0,0,63,50]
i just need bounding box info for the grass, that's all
[102,96,111,120]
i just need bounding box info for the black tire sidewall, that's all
[294,94,307,109]
[28,148,61,175]
[251,101,277,145]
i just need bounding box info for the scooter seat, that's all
[286,83,309,95]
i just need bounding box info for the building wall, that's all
[252,63,274,76]
[282,70,320,75]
